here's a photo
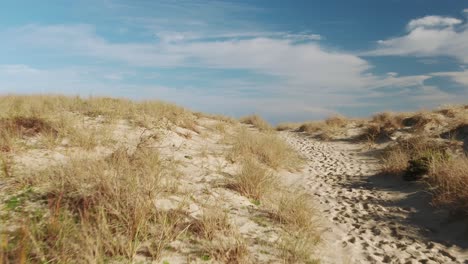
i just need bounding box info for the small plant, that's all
[0,154,11,178]
[266,191,320,263]
[227,159,278,200]
[228,128,303,170]
[275,122,300,131]
[189,209,231,240]
[428,156,468,212]
[251,199,261,206]
[239,114,272,131]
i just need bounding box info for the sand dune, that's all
[281,131,468,264]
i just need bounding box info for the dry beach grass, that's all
[0,95,320,264]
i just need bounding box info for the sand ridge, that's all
[281,131,468,264]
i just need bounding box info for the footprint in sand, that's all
[280,131,468,264]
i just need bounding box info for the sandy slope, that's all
[281,131,468,264]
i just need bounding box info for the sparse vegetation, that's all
[0,95,320,263]
[226,124,319,263]
[0,95,197,132]
[228,127,303,170]
[371,105,468,212]
[227,159,278,200]
[429,157,468,212]
[266,192,320,263]
[296,121,324,134]
[294,115,349,140]
[239,114,272,131]
[275,122,300,131]
[189,208,251,263]
[1,145,187,263]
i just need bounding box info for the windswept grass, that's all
[1,146,186,263]
[429,157,468,212]
[266,192,320,263]
[0,116,57,152]
[296,121,324,134]
[358,112,406,142]
[275,122,300,131]
[227,159,278,200]
[228,128,303,170]
[380,136,446,176]
[239,114,272,131]
[226,125,319,263]
[0,95,197,131]
[0,95,200,153]
[188,208,250,263]
[295,115,349,141]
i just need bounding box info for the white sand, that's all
[281,131,468,264]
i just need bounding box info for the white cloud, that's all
[366,14,468,63]
[5,24,367,91]
[372,74,431,88]
[407,16,462,30]
[3,19,466,122]
[431,69,468,86]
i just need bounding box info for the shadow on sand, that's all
[341,166,468,250]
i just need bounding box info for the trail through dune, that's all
[281,132,468,264]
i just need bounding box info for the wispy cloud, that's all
[432,69,468,86]
[4,24,367,91]
[365,14,468,63]
[2,1,467,122]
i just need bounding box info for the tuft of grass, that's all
[227,159,278,200]
[296,121,324,134]
[239,115,272,131]
[294,115,349,141]
[324,115,348,128]
[381,147,410,176]
[275,122,300,131]
[266,191,320,263]
[428,156,468,212]
[189,208,250,263]
[228,128,303,170]
[267,192,316,231]
[0,154,12,178]
[0,116,57,152]
[380,136,446,176]
[358,112,406,142]
[189,209,231,240]
[200,234,250,264]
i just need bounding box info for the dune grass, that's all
[239,114,272,131]
[295,115,349,141]
[275,122,301,131]
[228,127,303,170]
[226,124,319,263]
[1,144,187,263]
[189,208,250,263]
[227,159,278,200]
[265,191,320,263]
[428,157,468,212]
[0,95,197,131]
[0,95,200,153]
[0,95,319,263]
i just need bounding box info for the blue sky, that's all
[0,0,467,123]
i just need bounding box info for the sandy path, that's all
[281,132,468,264]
